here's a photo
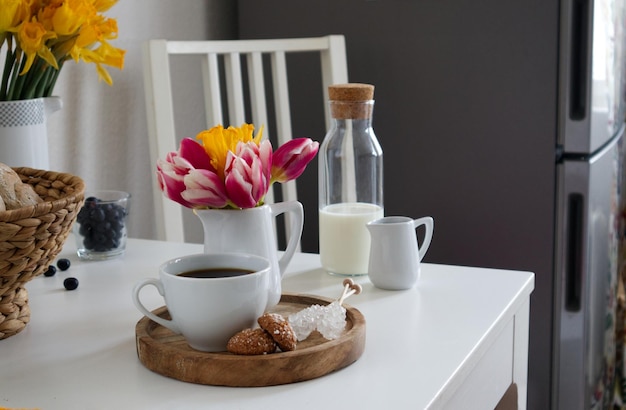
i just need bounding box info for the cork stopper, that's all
[328,83,375,101]
[328,83,374,119]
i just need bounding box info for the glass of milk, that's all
[318,84,383,276]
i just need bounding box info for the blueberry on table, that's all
[63,277,79,291]
[57,258,71,271]
[43,265,57,277]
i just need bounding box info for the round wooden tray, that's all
[135,293,366,387]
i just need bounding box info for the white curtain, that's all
[47,0,236,241]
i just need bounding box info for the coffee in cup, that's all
[177,267,254,278]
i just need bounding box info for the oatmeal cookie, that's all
[227,328,277,355]
[258,313,297,352]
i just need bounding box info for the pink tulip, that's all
[181,169,229,208]
[156,138,213,208]
[271,138,319,183]
[156,155,193,208]
[224,140,272,208]
[179,138,213,170]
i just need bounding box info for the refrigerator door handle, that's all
[565,193,584,312]
[568,0,590,121]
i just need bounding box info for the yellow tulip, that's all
[196,124,264,180]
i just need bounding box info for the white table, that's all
[0,238,534,409]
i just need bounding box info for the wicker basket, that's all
[0,167,85,339]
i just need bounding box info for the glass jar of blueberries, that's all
[74,190,131,260]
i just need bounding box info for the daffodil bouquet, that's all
[0,0,125,101]
[157,124,319,209]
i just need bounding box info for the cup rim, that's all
[160,252,271,281]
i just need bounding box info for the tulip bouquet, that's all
[0,0,125,101]
[157,124,319,210]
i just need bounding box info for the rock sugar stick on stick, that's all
[288,279,362,341]
[318,83,383,276]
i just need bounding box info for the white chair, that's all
[143,35,349,243]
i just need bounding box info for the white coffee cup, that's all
[132,253,271,352]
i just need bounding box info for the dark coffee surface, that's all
[177,268,253,278]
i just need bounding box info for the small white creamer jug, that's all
[366,216,434,290]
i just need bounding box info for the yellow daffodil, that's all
[98,42,124,69]
[0,0,123,100]
[196,124,264,180]
[79,41,124,84]
[0,0,23,34]
[50,0,95,36]
[14,18,58,74]
[72,15,117,53]
[92,0,118,12]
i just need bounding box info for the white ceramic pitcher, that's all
[194,201,304,308]
[366,216,434,290]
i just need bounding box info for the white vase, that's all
[194,201,304,308]
[0,97,62,169]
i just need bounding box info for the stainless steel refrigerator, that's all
[236,0,626,408]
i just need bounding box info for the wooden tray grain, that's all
[135,293,366,387]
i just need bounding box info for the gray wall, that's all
[237,1,558,409]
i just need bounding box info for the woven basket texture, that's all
[0,167,85,339]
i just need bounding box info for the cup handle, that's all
[413,217,434,261]
[270,200,304,276]
[132,278,180,334]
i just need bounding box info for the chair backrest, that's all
[143,35,349,243]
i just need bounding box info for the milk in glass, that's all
[319,202,384,275]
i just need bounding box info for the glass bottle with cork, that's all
[318,83,384,276]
